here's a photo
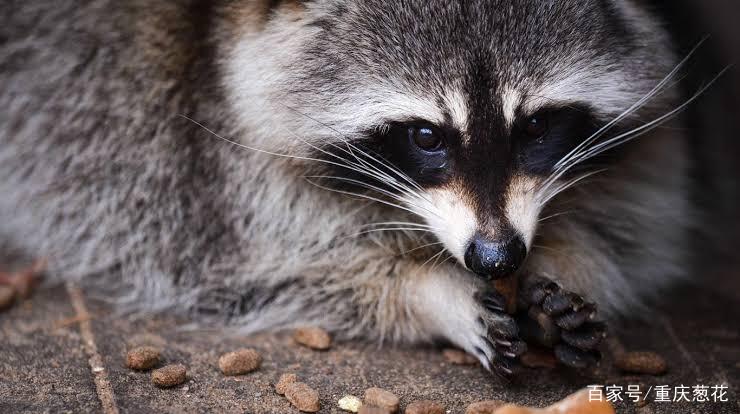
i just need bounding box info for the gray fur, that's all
[0,0,689,367]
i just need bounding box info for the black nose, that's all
[464,233,527,280]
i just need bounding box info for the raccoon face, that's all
[224,0,676,278]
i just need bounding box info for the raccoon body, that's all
[0,0,690,373]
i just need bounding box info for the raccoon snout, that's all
[464,233,527,280]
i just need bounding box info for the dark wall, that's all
[650,0,740,272]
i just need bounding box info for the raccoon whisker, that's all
[399,241,444,256]
[303,175,439,219]
[304,178,429,218]
[420,247,447,269]
[538,210,575,223]
[553,37,707,172]
[348,227,435,237]
[281,103,426,193]
[568,65,732,165]
[281,126,422,200]
[431,252,455,271]
[360,221,435,229]
[538,169,606,206]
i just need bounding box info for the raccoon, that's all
[0,0,691,375]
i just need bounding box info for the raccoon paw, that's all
[517,276,606,369]
[470,287,528,376]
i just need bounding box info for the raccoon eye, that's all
[523,112,550,139]
[409,125,444,152]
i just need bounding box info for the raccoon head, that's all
[223,0,677,279]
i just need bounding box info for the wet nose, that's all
[464,233,527,280]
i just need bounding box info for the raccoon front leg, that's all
[408,265,527,375]
[516,273,607,368]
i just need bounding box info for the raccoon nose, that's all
[464,233,527,280]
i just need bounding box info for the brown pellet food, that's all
[615,351,667,375]
[405,400,445,414]
[293,326,332,350]
[359,406,392,414]
[364,387,399,413]
[218,348,262,375]
[493,388,615,414]
[520,349,558,369]
[275,373,298,395]
[442,348,478,365]
[465,400,506,414]
[493,275,518,314]
[151,364,187,387]
[284,382,320,412]
[0,285,16,311]
[126,346,161,370]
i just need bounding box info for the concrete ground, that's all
[1,278,738,414]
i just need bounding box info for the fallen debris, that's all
[615,351,667,375]
[442,348,478,365]
[126,346,161,371]
[492,388,615,414]
[275,373,298,395]
[338,395,363,412]
[151,364,187,388]
[364,387,399,413]
[284,382,320,412]
[218,348,262,376]
[293,327,332,350]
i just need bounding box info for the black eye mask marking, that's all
[513,105,605,176]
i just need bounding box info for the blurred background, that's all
[651,0,740,285]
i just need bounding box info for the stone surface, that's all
[0,282,739,413]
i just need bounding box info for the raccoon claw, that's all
[518,276,606,368]
[554,343,601,369]
[473,288,527,376]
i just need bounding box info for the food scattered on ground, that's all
[338,395,363,412]
[218,348,262,375]
[0,285,16,310]
[151,364,187,388]
[492,388,615,414]
[614,351,667,375]
[293,326,332,350]
[275,373,298,395]
[465,400,506,414]
[493,275,518,314]
[284,382,320,412]
[364,387,400,413]
[442,348,478,365]
[405,400,445,414]
[126,346,161,370]
[359,406,392,414]
[520,348,558,369]
[519,306,561,347]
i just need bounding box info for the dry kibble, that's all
[218,348,262,375]
[364,387,399,413]
[275,373,298,395]
[492,388,615,414]
[442,348,478,365]
[520,349,558,369]
[284,382,320,412]
[405,400,445,414]
[126,346,161,370]
[151,364,187,387]
[338,395,363,412]
[493,275,518,314]
[615,351,667,375]
[0,285,16,310]
[359,406,392,414]
[465,400,506,414]
[293,327,332,350]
